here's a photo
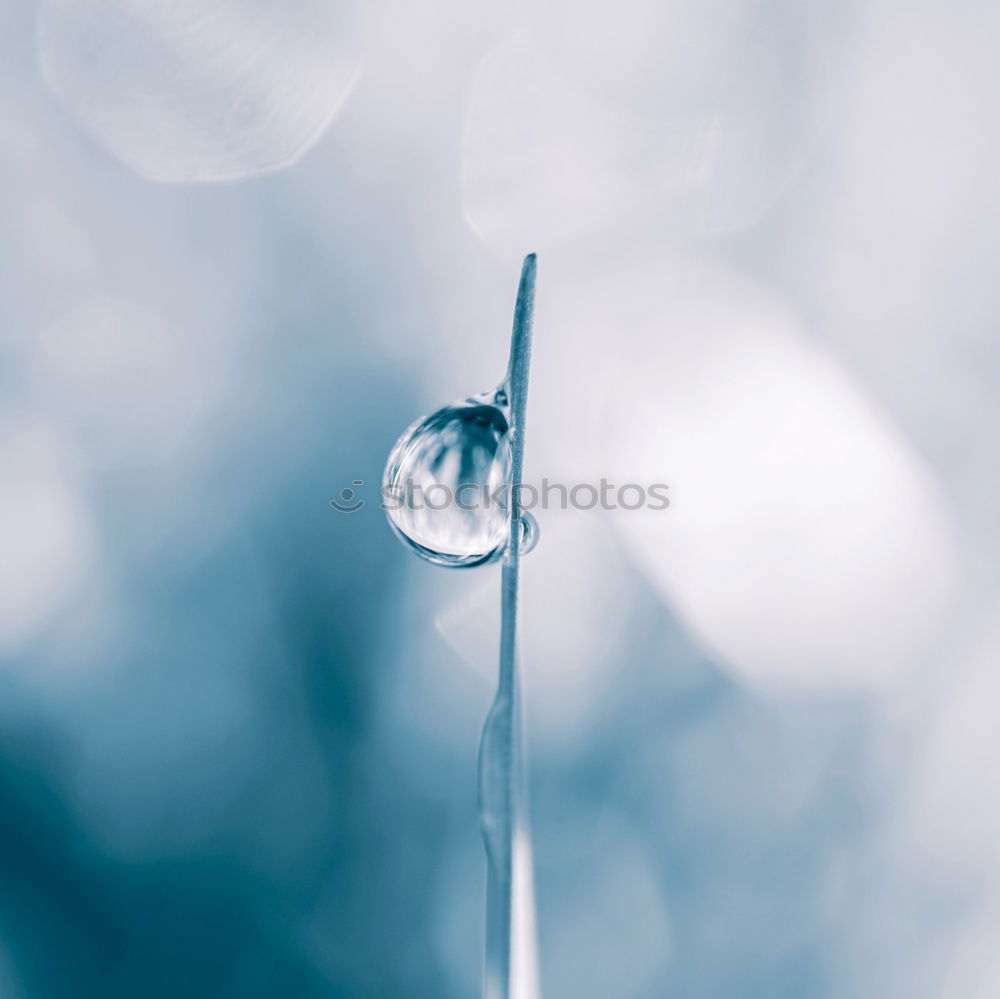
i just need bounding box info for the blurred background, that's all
[2,0,999,995]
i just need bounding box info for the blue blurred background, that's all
[2,1,998,996]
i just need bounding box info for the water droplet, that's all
[383,391,514,567]
[518,512,539,555]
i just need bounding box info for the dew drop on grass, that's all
[383,389,513,567]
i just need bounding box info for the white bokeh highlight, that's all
[38,0,365,182]
[0,423,96,655]
[34,295,231,470]
[531,255,962,692]
[463,2,832,256]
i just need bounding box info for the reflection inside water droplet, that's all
[383,390,514,567]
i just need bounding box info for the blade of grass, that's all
[478,253,538,999]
